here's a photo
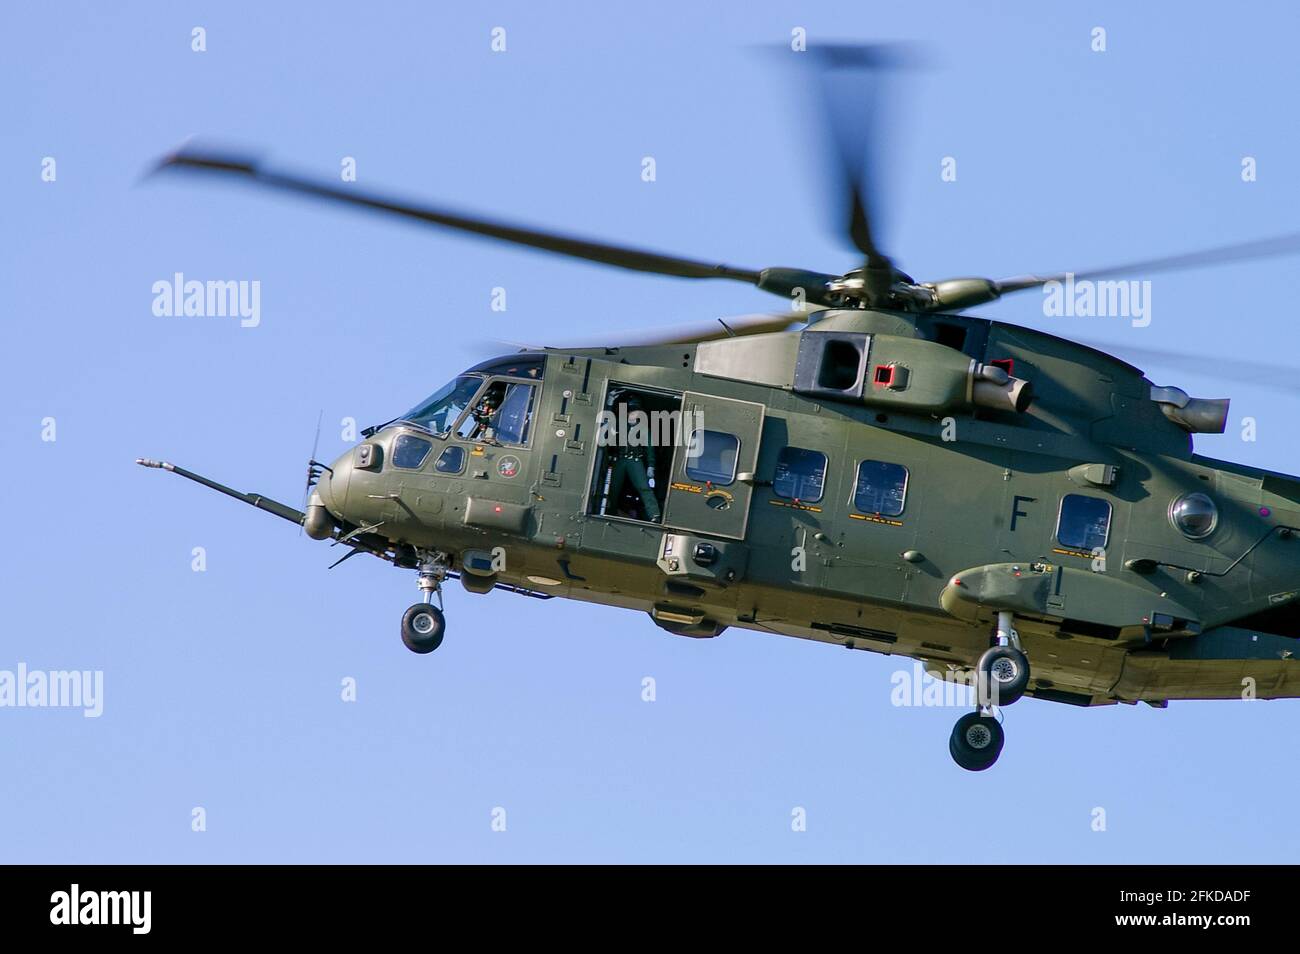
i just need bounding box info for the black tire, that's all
[949,711,1004,771]
[401,603,446,654]
[977,645,1030,706]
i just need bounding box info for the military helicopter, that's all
[139,46,1300,770]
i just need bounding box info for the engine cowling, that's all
[793,331,1033,415]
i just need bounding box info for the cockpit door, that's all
[662,392,764,540]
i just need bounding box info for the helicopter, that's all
[138,45,1300,770]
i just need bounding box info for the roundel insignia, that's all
[497,454,521,478]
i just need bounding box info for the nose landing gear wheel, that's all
[949,711,1004,771]
[977,644,1030,706]
[401,603,446,654]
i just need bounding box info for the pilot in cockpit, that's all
[466,384,505,443]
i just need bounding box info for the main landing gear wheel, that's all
[949,711,1004,771]
[401,603,446,654]
[977,644,1030,706]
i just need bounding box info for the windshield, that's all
[402,375,484,435]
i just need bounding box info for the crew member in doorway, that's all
[608,393,661,522]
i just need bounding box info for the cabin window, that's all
[1057,494,1112,551]
[686,430,739,485]
[435,445,465,475]
[392,434,432,469]
[853,460,908,516]
[774,447,827,502]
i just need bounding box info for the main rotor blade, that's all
[993,231,1300,296]
[1076,337,1300,394]
[153,147,762,284]
[809,44,911,263]
[595,311,816,347]
[789,42,921,296]
[474,312,815,353]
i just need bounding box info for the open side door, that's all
[662,391,764,540]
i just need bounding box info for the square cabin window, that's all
[685,430,739,485]
[1057,494,1112,551]
[773,447,827,502]
[853,460,908,516]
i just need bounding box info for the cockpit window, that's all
[403,375,483,435]
[392,434,432,469]
[456,380,537,446]
[398,358,543,440]
[494,382,537,445]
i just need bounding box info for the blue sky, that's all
[5,1,1300,862]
